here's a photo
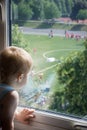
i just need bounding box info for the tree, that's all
[65,0,73,16]
[44,1,60,19]
[29,0,45,20]
[60,0,67,17]
[12,1,18,22]
[12,0,87,21]
[53,0,76,17]
[49,39,87,116]
[77,9,87,20]
[40,0,45,20]
[54,0,62,12]
[18,1,33,20]
[70,0,87,20]
[12,0,21,4]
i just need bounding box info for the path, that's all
[19,27,87,37]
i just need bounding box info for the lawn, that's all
[19,34,85,108]
[22,34,84,90]
[24,34,84,71]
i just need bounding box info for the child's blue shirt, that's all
[0,83,14,100]
[0,83,14,128]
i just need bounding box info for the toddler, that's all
[0,46,35,130]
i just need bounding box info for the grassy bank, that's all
[14,20,87,31]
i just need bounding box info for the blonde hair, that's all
[0,46,33,84]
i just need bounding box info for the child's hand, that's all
[15,108,35,124]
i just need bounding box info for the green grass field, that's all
[23,34,84,89]
[19,34,85,108]
[24,34,84,71]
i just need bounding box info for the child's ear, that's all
[17,73,24,83]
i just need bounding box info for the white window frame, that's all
[14,107,87,130]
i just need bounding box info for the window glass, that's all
[11,0,87,119]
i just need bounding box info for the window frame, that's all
[14,108,87,130]
[5,0,87,130]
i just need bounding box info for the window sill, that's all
[14,109,87,130]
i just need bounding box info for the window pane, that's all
[11,0,87,119]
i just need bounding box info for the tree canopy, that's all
[70,0,87,20]
[77,9,87,20]
[12,0,87,21]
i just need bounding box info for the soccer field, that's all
[20,34,84,108]
[24,34,84,71]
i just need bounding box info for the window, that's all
[11,0,87,121]
[0,3,2,21]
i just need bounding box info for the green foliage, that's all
[77,9,87,20]
[70,0,87,20]
[49,91,65,112]
[29,0,44,20]
[44,1,60,19]
[50,39,87,116]
[12,0,87,21]
[12,25,23,46]
[18,1,33,20]
[12,0,21,4]
[12,1,18,21]
[65,0,73,15]
[83,39,87,49]
[12,24,31,52]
